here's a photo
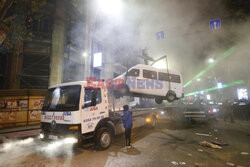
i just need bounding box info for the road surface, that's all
[0,120,249,167]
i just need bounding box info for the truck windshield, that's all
[42,85,81,111]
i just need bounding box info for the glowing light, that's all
[207,94,211,100]
[146,118,151,123]
[93,52,102,67]
[152,60,166,69]
[197,78,201,82]
[40,133,44,139]
[185,80,244,97]
[64,137,78,144]
[98,0,123,17]
[82,52,87,57]
[237,88,248,100]
[184,47,235,88]
[208,58,214,63]
[217,82,222,89]
[161,111,164,115]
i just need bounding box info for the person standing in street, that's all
[122,105,133,148]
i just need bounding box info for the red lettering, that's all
[87,77,97,88]
[97,80,107,89]
[115,79,125,90]
[90,106,98,111]
[106,79,114,89]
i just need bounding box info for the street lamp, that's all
[97,0,123,17]
[197,78,201,82]
[208,58,214,63]
[82,52,87,57]
[217,82,222,89]
[88,0,123,78]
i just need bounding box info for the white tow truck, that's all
[40,81,157,150]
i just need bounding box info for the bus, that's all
[115,64,184,104]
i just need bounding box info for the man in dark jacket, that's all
[122,105,133,148]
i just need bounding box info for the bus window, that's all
[127,69,140,77]
[159,72,181,83]
[158,72,170,81]
[143,70,157,79]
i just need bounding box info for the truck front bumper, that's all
[40,122,81,143]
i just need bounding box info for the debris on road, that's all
[195,133,211,137]
[211,138,228,146]
[226,162,235,166]
[188,153,192,156]
[199,141,222,149]
[194,162,203,167]
[197,149,203,152]
[179,162,186,165]
[170,161,187,166]
[109,152,116,156]
[214,129,218,132]
[240,152,249,155]
[171,161,179,165]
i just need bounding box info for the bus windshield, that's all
[42,85,81,111]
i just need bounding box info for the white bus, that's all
[115,64,184,104]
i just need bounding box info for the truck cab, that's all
[40,81,116,150]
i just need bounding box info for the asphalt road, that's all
[0,120,249,167]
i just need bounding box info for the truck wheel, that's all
[166,91,176,102]
[96,127,112,150]
[155,97,163,104]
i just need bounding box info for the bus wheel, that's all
[155,97,163,104]
[96,127,112,150]
[166,91,176,102]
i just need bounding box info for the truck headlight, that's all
[64,137,78,144]
[40,133,44,139]
[146,118,151,123]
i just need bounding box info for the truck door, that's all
[81,87,105,134]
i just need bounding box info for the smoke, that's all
[128,0,250,97]
[66,0,250,99]
[0,137,75,166]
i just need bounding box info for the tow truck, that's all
[40,81,157,150]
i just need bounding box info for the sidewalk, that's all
[0,124,41,140]
[0,124,40,134]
